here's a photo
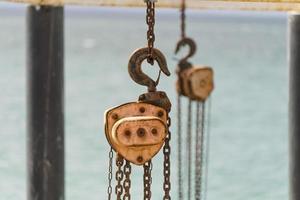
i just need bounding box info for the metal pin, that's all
[112,113,118,120]
[137,128,146,137]
[125,130,131,137]
[151,128,158,135]
[137,156,144,163]
[139,107,146,113]
[157,111,164,117]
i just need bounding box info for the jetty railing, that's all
[1,1,300,200]
[2,0,300,11]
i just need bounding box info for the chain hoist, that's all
[104,1,172,199]
[175,0,214,200]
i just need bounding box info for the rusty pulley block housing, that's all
[177,65,214,101]
[105,101,169,165]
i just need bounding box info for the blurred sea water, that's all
[0,4,288,200]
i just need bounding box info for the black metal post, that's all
[289,13,300,200]
[27,6,64,200]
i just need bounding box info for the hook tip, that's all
[165,70,171,76]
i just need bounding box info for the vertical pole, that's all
[27,6,64,200]
[289,13,300,200]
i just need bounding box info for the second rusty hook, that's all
[175,37,197,69]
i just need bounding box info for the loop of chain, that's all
[200,103,206,200]
[195,103,202,200]
[163,116,171,200]
[203,98,212,200]
[195,102,206,200]
[181,0,186,38]
[146,1,155,64]
[123,160,132,200]
[177,95,183,200]
[187,100,192,200]
[115,155,125,200]
[107,148,114,200]
[143,160,152,200]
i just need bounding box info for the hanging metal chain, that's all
[107,147,114,200]
[203,97,212,200]
[123,160,132,200]
[143,160,153,200]
[180,0,186,38]
[194,102,201,200]
[146,0,156,64]
[163,116,171,200]
[195,102,205,200]
[115,155,125,200]
[177,95,183,200]
[186,100,192,200]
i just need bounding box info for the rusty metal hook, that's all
[175,37,197,69]
[128,47,170,92]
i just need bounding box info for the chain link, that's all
[163,116,171,200]
[177,95,183,200]
[115,155,124,200]
[200,102,206,200]
[143,160,153,200]
[195,102,201,200]
[187,100,192,200]
[180,0,186,38]
[195,102,205,200]
[107,148,114,200]
[203,97,212,200]
[123,160,132,200]
[146,1,155,64]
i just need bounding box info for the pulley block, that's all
[177,66,214,101]
[105,102,168,165]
